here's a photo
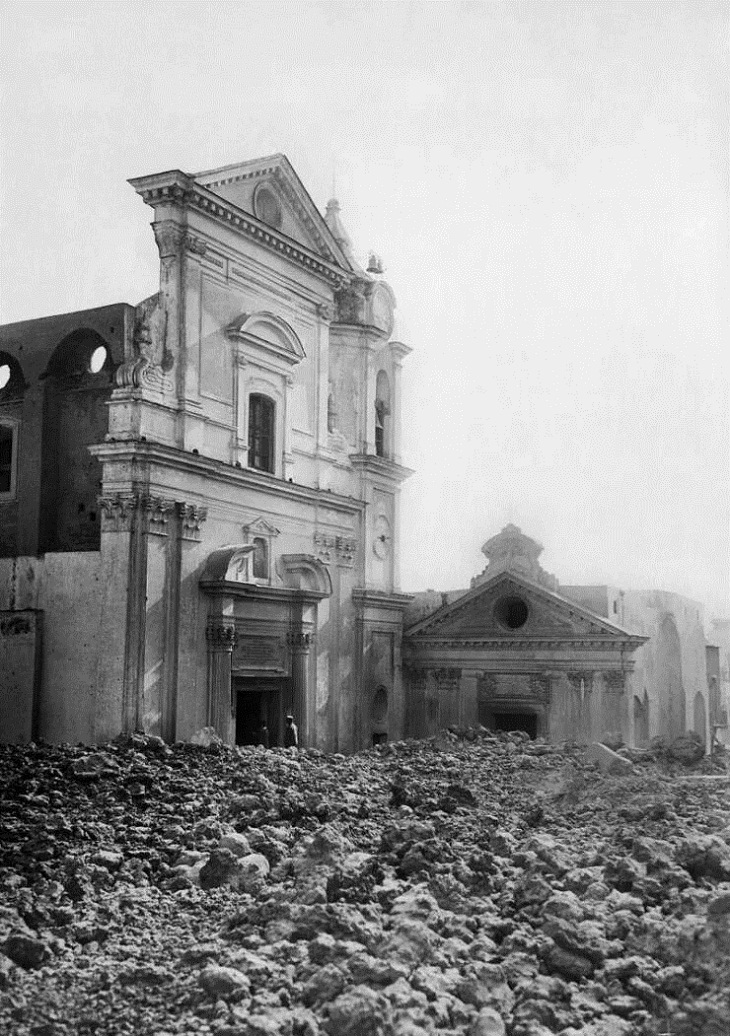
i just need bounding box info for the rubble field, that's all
[1,731,729,1036]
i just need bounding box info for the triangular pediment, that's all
[194,154,352,269]
[406,571,640,643]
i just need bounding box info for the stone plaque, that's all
[232,634,287,674]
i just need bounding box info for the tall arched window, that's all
[248,394,275,473]
[39,329,113,552]
[375,370,391,458]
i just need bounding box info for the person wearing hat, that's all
[284,714,299,748]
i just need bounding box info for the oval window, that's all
[0,364,10,391]
[89,345,108,373]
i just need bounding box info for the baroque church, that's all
[0,155,724,751]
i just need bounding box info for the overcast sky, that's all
[1,1,728,615]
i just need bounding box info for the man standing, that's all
[284,714,299,748]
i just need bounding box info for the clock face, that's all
[373,515,391,559]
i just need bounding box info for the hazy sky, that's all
[1,2,728,614]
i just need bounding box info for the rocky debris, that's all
[0,731,729,1035]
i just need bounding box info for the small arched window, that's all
[252,536,268,580]
[375,370,391,458]
[248,394,275,473]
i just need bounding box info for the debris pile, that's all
[1,731,729,1035]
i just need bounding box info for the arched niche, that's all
[276,554,332,596]
[39,328,114,552]
[656,613,685,742]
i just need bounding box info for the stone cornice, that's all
[349,453,415,484]
[404,636,646,652]
[199,580,328,605]
[89,440,366,516]
[127,170,349,289]
[352,589,414,612]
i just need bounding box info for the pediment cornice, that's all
[406,569,648,650]
[128,170,350,289]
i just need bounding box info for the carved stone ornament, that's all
[115,297,174,394]
[335,282,366,324]
[98,493,139,533]
[152,221,187,259]
[287,631,312,651]
[403,664,428,689]
[313,532,357,567]
[316,301,334,322]
[143,496,174,536]
[206,621,237,650]
[178,502,208,542]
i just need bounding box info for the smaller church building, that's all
[403,524,715,750]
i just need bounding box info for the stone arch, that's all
[39,328,114,552]
[656,613,685,742]
[693,691,707,745]
[276,554,332,595]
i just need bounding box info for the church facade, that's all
[403,525,715,749]
[0,155,412,751]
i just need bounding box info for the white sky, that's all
[1,1,728,615]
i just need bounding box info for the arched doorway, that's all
[633,690,650,746]
[656,614,685,742]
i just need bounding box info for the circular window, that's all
[89,345,108,374]
[494,595,529,630]
[254,186,283,229]
[0,364,10,391]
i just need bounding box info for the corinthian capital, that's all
[152,220,187,258]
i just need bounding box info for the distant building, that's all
[403,524,715,749]
[0,155,412,750]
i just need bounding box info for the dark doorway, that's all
[234,678,284,747]
[493,712,537,738]
[236,690,265,746]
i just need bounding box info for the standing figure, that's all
[284,714,299,748]
[258,720,269,748]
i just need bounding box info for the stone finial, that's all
[324,198,355,262]
[472,524,559,590]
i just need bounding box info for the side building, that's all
[0,154,413,750]
[404,524,714,749]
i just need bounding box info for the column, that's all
[460,671,479,728]
[287,632,311,746]
[206,619,237,744]
[602,671,628,744]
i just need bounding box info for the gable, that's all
[407,572,638,643]
[194,155,351,269]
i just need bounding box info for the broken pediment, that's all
[194,154,351,269]
[407,571,638,643]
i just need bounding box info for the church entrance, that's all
[492,711,538,739]
[234,677,284,747]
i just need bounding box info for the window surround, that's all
[228,311,305,479]
[0,418,19,501]
[241,515,280,584]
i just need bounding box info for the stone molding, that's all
[206,620,237,651]
[313,532,357,567]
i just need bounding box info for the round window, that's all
[494,595,529,630]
